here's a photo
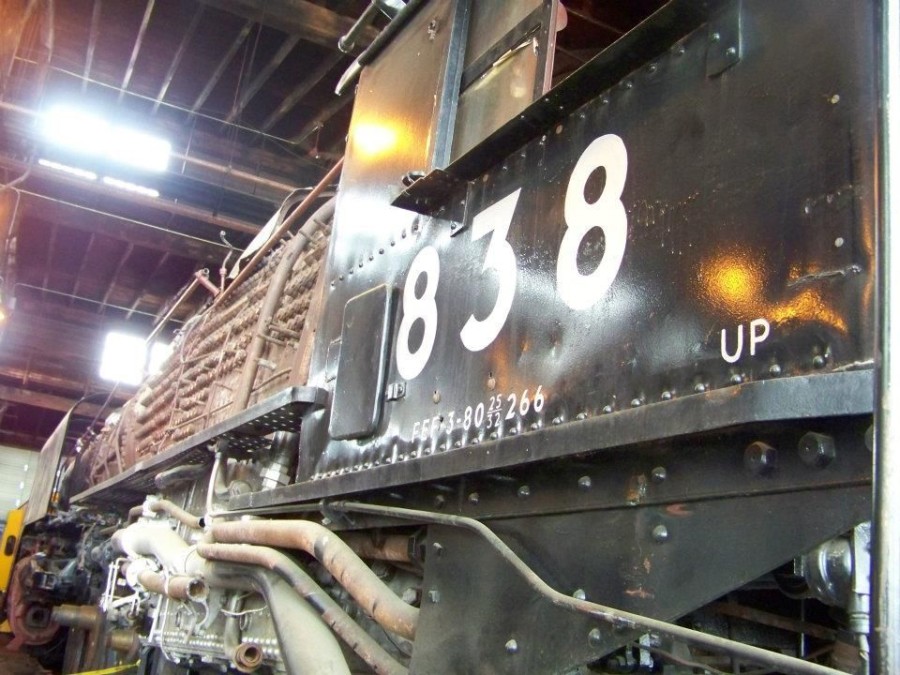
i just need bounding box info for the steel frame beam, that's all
[152,4,205,114]
[191,19,254,114]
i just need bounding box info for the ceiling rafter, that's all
[152,3,205,114]
[82,0,103,93]
[119,0,157,102]
[260,51,344,132]
[225,34,301,124]
[191,19,255,114]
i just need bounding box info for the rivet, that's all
[648,63,657,73]
[578,475,592,490]
[368,254,374,261]
[694,383,707,393]
[725,46,737,57]
[468,492,480,505]
[630,398,642,407]
[529,422,540,431]
[602,405,613,414]
[552,416,563,425]
[651,466,667,483]
[487,375,496,389]
[489,431,498,440]
[730,373,743,384]
[379,248,385,254]
[433,390,441,403]
[588,628,603,647]
[661,391,672,401]
[434,495,445,508]
[674,44,686,56]
[812,355,826,369]
[573,588,586,600]
[651,524,669,542]
[834,237,844,248]
[432,542,444,556]
[505,639,519,655]
[517,485,531,499]
[710,31,721,43]
[428,589,441,603]
[575,412,587,420]
[769,363,782,376]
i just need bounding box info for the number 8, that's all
[396,246,440,380]
[557,134,628,310]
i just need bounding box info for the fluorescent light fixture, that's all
[102,176,159,198]
[38,158,98,181]
[99,331,146,386]
[43,105,171,172]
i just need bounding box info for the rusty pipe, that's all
[342,533,413,563]
[136,570,200,601]
[197,542,408,675]
[131,498,203,529]
[215,159,342,308]
[112,523,350,674]
[233,196,335,409]
[210,519,418,639]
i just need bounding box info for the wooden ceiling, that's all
[0,0,661,452]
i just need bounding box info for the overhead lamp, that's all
[43,105,171,173]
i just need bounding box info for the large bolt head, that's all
[798,432,836,467]
[744,441,777,475]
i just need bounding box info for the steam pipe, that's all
[135,570,194,601]
[215,159,342,308]
[341,532,413,563]
[210,519,419,639]
[129,498,203,530]
[112,522,350,674]
[198,542,408,675]
[233,196,335,408]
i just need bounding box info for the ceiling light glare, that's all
[102,176,160,198]
[99,331,146,386]
[37,158,98,181]
[43,105,171,173]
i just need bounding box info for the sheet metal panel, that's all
[294,0,876,499]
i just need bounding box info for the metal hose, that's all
[197,542,409,675]
[210,519,419,638]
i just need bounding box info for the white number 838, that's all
[395,134,629,381]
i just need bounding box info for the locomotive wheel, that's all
[6,556,60,646]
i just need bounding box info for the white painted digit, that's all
[396,246,440,380]
[557,134,628,310]
[460,189,522,352]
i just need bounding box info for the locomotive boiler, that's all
[3,0,898,673]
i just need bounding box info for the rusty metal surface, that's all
[74,222,330,493]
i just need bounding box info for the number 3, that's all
[460,188,521,352]
[557,134,628,310]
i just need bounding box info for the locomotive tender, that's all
[4,0,899,673]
